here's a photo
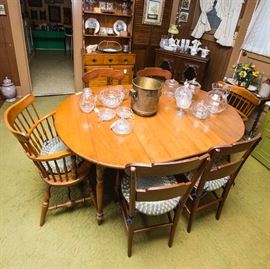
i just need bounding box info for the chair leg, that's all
[187,196,200,233]
[216,182,233,220]
[127,222,134,257]
[40,186,51,226]
[168,207,181,247]
[88,179,97,209]
[114,169,122,202]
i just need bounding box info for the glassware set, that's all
[79,87,133,135]
[174,81,230,119]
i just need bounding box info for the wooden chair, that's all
[219,81,261,121]
[136,67,172,81]
[185,134,261,233]
[4,94,96,226]
[118,153,210,257]
[82,68,125,88]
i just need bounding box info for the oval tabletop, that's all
[55,88,245,169]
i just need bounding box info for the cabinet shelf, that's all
[83,34,131,39]
[83,10,132,18]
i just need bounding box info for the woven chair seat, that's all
[121,174,180,216]
[40,137,82,173]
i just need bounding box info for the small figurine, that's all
[199,47,210,58]
[189,39,202,56]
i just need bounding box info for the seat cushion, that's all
[121,174,180,216]
[186,159,229,192]
[40,137,81,173]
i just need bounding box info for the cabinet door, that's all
[112,65,134,85]
[252,111,270,169]
[84,65,109,87]
[84,65,133,87]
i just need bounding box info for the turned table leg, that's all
[96,165,104,225]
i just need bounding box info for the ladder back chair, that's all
[118,153,210,257]
[82,68,125,89]
[219,81,261,121]
[136,67,172,81]
[185,134,261,233]
[4,95,96,226]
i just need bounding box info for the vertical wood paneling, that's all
[0,0,19,85]
[132,0,174,73]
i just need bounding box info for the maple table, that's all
[55,87,245,224]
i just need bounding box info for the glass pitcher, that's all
[79,88,96,113]
[206,83,230,114]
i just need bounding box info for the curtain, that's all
[242,0,270,57]
[191,0,215,38]
[214,0,244,47]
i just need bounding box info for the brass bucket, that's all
[130,77,162,116]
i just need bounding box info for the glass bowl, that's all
[111,118,132,135]
[116,106,133,119]
[98,88,124,108]
[190,101,209,120]
[97,108,116,121]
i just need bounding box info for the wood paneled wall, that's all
[132,0,173,73]
[0,0,19,86]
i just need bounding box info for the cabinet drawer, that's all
[103,55,119,65]
[118,54,136,65]
[84,55,104,65]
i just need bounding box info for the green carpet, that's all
[1,96,270,269]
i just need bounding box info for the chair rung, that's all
[134,222,172,234]
[48,196,92,210]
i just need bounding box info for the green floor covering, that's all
[0,96,270,269]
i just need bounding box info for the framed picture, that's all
[99,1,106,10]
[178,11,189,23]
[63,7,71,25]
[31,10,38,20]
[0,4,6,15]
[28,0,42,7]
[180,0,191,11]
[48,5,61,23]
[142,0,165,26]
[39,10,46,20]
[45,0,55,3]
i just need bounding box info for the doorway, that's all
[20,0,74,96]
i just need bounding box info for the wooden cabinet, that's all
[82,0,135,86]
[155,48,209,86]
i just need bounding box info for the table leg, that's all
[96,165,104,225]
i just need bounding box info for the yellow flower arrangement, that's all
[233,63,260,88]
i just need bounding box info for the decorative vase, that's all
[1,77,17,102]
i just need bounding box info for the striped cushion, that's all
[121,174,180,216]
[186,159,229,192]
[40,137,81,173]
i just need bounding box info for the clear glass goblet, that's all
[175,86,192,116]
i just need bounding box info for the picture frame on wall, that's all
[28,0,42,7]
[63,7,71,25]
[180,0,191,11]
[48,5,61,23]
[31,9,38,20]
[45,0,55,4]
[39,10,46,20]
[142,0,165,26]
[0,4,6,15]
[178,11,189,23]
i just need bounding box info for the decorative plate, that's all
[85,18,100,34]
[113,20,127,36]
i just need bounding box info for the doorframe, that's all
[7,0,83,97]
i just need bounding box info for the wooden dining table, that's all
[55,85,245,224]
